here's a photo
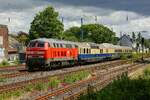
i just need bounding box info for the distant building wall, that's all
[0,25,8,60]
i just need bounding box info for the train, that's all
[26,38,132,71]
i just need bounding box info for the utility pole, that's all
[61,17,64,24]
[141,37,144,61]
[95,16,97,24]
[81,17,84,41]
[61,16,64,40]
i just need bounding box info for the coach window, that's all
[84,48,86,54]
[89,49,91,54]
[100,49,103,53]
[80,48,82,53]
[87,49,89,54]
[106,49,108,53]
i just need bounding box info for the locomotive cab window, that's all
[28,41,37,47]
[37,42,45,47]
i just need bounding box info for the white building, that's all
[118,34,149,53]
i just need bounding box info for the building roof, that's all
[0,24,7,28]
[119,34,133,43]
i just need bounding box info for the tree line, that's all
[15,6,150,50]
[28,6,118,44]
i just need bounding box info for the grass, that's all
[48,77,61,88]
[0,60,10,67]
[0,90,23,100]
[130,65,150,79]
[0,70,90,100]
[0,78,6,82]
[63,71,90,84]
[0,60,21,67]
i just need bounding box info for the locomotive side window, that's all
[60,44,63,48]
[66,44,72,48]
[48,43,51,47]
[53,43,56,47]
[56,43,59,48]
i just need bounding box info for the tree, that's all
[61,24,118,44]
[132,32,136,42]
[16,31,29,46]
[29,6,64,40]
[81,24,117,44]
[137,32,141,44]
[62,27,80,41]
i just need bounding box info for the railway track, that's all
[0,60,126,79]
[35,63,145,100]
[0,71,28,79]
[0,57,147,79]
[0,64,25,72]
[0,60,129,94]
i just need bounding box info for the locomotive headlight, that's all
[36,51,45,54]
[28,55,32,58]
[27,51,34,54]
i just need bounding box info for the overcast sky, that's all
[0,0,150,38]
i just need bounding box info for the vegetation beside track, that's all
[0,70,90,100]
[79,65,150,100]
[0,60,20,67]
[0,60,10,67]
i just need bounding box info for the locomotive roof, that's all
[31,38,77,45]
[75,42,91,48]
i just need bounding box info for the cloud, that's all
[45,0,150,16]
[0,0,149,38]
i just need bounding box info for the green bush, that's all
[79,72,150,100]
[0,60,9,66]
[120,54,128,60]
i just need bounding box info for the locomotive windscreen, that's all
[28,41,45,47]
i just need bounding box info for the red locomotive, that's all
[26,38,78,71]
